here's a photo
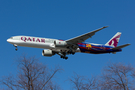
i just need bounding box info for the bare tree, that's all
[1,55,62,90]
[69,73,98,90]
[99,62,133,90]
[130,67,135,89]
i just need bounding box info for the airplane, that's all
[7,26,130,60]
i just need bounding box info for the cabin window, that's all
[45,39,49,42]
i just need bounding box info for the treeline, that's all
[1,55,135,90]
[70,63,135,90]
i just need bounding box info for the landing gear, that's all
[57,53,68,60]
[67,45,76,55]
[61,56,68,60]
[13,44,18,51]
[67,50,75,55]
[56,45,77,60]
[15,48,18,51]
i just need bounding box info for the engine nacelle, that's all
[54,40,67,47]
[42,50,55,57]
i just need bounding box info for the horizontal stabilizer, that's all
[112,44,130,50]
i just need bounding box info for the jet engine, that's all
[54,40,67,47]
[42,49,55,57]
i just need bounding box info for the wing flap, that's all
[112,44,130,50]
[66,26,108,44]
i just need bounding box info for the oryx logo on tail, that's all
[105,32,121,47]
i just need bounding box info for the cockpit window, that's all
[10,37,13,39]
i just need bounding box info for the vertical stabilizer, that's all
[105,32,121,47]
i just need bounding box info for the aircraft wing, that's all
[65,26,108,44]
[112,44,131,50]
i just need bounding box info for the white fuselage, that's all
[7,36,55,49]
[7,36,80,52]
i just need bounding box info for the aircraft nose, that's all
[7,39,11,43]
[7,39,10,42]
